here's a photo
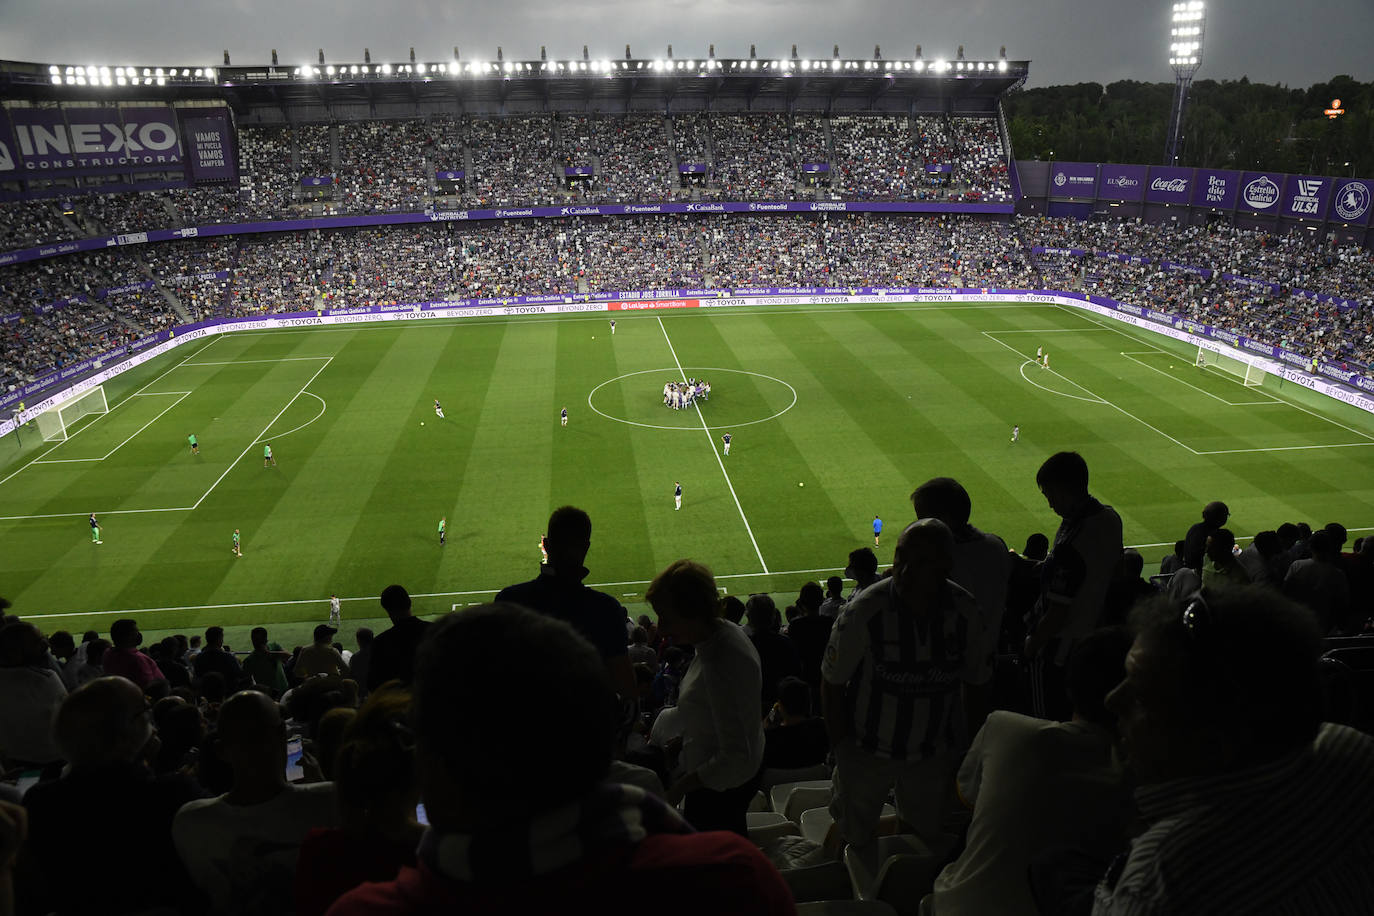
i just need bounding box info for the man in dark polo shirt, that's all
[497,506,635,701]
[368,585,430,691]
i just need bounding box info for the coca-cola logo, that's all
[1151,178,1189,192]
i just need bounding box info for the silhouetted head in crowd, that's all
[1036,451,1092,519]
[188,635,202,651]
[85,639,111,668]
[173,634,188,657]
[545,505,593,573]
[312,707,357,782]
[0,621,47,668]
[380,585,413,622]
[414,603,618,829]
[1323,523,1347,550]
[110,618,142,650]
[48,631,76,662]
[82,630,99,646]
[776,676,812,721]
[1106,586,1323,785]
[1023,533,1050,561]
[744,594,779,634]
[796,582,824,616]
[334,686,418,823]
[1065,627,1134,728]
[845,547,880,584]
[199,671,227,706]
[911,476,973,531]
[159,635,183,660]
[214,689,288,792]
[630,626,649,646]
[55,677,153,768]
[1252,530,1282,558]
[1205,528,1236,564]
[892,519,955,603]
[145,679,171,703]
[825,576,844,599]
[355,627,374,648]
[719,595,746,625]
[250,627,269,650]
[153,699,205,774]
[1296,522,1313,541]
[1201,501,1230,527]
[648,560,722,646]
[204,626,225,649]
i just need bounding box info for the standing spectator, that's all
[1101,549,1160,628]
[929,628,1135,916]
[0,622,67,771]
[1284,530,1352,633]
[785,584,834,693]
[760,676,830,771]
[1182,501,1230,572]
[844,547,882,599]
[822,520,991,860]
[297,625,350,679]
[22,677,205,915]
[1025,452,1123,721]
[243,626,289,694]
[193,626,244,684]
[1201,529,1252,591]
[627,627,658,668]
[349,628,375,691]
[1095,587,1374,912]
[648,560,765,836]
[328,603,795,916]
[155,636,193,690]
[1159,540,1186,577]
[102,619,164,689]
[497,506,636,701]
[744,594,801,716]
[173,690,339,914]
[367,586,430,691]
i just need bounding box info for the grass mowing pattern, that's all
[2,300,1372,636]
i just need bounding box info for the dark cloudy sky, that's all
[0,0,1370,89]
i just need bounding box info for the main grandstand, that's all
[2,39,1374,916]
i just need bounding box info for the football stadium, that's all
[1,4,1374,913]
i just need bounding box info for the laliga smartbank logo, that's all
[1334,182,1370,221]
[1243,175,1280,209]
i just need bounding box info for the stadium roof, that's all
[0,54,1030,112]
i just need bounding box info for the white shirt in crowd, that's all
[675,621,766,792]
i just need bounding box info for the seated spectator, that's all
[761,676,829,771]
[20,677,205,915]
[294,687,421,916]
[1237,530,1286,588]
[628,626,657,668]
[1284,529,1352,634]
[71,637,109,688]
[329,602,795,915]
[349,628,374,691]
[1159,540,1186,577]
[1101,549,1159,628]
[156,635,193,690]
[1094,586,1374,912]
[297,625,350,680]
[44,631,78,690]
[844,546,881,599]
[193,625,244,683]
[173,690,339,915]
[817,575,846,618]
[151,697,205,778]
[243,625,289,694]
[0,622,67,770]
[102,618,164,688]
[1201,528,1252,591]
[928,628,1135,915]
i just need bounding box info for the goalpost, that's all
[1198,346,1266,387]
[33,385,110,442]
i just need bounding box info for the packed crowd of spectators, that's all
[831,115,921,201]
[466,116,560,207]
[1,467,1371,915]
[334,121,430,214]
[0,200,74,251]
[708,114,797,201]
[670,114,712,166]
[1020,215,1374,368]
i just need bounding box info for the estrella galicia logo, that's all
[1334,181,1370,222]
[1243,175,1280,209]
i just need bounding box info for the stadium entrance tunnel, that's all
[588,368,798,431]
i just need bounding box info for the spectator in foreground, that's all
[648,560,765,836]
[1094,586,1374,913]
[1182,500,1229,572]
[328,603,795,915]
[102,618,163,688]
[0,622,67,773]
[173,690,339,915]
[1025,452,1123,720]
[928,628,1135,916]
[21,677,205,915]
[822,520,990,861]
[193,625,244,683]
[367,585,429,691]
[295,687,421,916]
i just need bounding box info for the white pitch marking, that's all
[657,315,770,575]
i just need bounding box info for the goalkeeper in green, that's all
[89,513,102,545]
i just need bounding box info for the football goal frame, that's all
[33,385,109,442]
[1197,346,1265,387]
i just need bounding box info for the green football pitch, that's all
[2,300,1372,642]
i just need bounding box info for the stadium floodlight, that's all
[48,64,59,74]
[51,75,61,84]
[998,59,1007,71]
[1165,1,1206,165]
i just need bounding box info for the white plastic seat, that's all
[801,803,894,846]
[844,834,946,901]
[770,778,832,815]
[796,903,900,916]
[760,763,831,792]
[783,785,834,824]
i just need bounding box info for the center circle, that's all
[587,367,798,431]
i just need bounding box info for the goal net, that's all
[33,386,109,441]
[1198,347,1265,387]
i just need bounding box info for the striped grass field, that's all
[2,300,1372,639]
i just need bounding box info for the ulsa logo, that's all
[0,140,13,171]
[1243,175,1280,209]
[1290,178,1324,216]
[1334,182,1370,221]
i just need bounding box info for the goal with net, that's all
[1197,346,1266,387]
[33,386,109,441]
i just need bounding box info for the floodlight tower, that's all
[1164,1,1206,165]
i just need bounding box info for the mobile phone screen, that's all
[415,803,429,826]
[285,736,304,782]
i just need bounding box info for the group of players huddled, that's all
[663,378,712,410]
